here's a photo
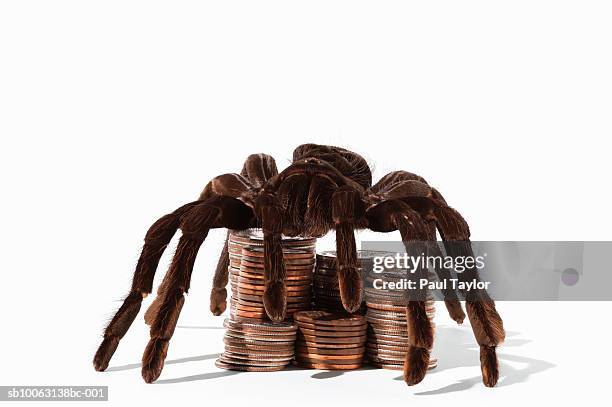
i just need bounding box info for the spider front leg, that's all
[93,200,201,372]
[391,204,435,386]
[331,186,365,313]
[209,154,279,315]
[142,196,254,382]
[256,192,287,322]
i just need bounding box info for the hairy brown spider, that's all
[93,143,504,387]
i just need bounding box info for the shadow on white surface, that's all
[100,324,554,392]
[106,353,221,372]
[403,325,556,395]
[155,370,240,384]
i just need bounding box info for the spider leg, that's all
[368,172,465,323]
[433,204,505,387]
[424,222,466,324]
[332,186,365,313]
[389,202,435,386]
[93,200,203,372]
[371,175,504,386]
[256,192,287,322]
[208,154,278,315]
[142,196,254,383]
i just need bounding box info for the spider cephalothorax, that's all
[94,143,504,387]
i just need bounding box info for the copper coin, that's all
[230,230,315,244]
[235,293,311,304]
[231,302,309,315]
[235,288,312,298]
[294,361,362,370]
[235,282,312,292]
[230,270,313,282]
[241,258,316,269]
[295,337,365,348]
[231,309,268,319]
[230,301,264,312]
[229,273,311,286]
[297,333,366,344]
[230,304,307,316]
[295,355,364,365]
[294,321,364,333]
[294,311,366,327]
[241,256,316,267]
[231,295,311,308]
[297,327,366,338]
[242,247,315,260]
[240,263,315,274]
[295,343,365,355]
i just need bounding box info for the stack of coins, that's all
[313,250,387,313]
[215,319,298,371]
[293,311,367,370]
[364,270,438,370]
[228,230,316,321]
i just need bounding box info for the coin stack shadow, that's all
[293,311,367,370]
[217,230,316,372]
[364,269,438,370]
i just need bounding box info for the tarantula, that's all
[93,143,504,387]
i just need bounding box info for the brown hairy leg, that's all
[367,171,466,323]
[256,192,287,322]
[391,204,435,386]
[209,153,278,315]
[93,201,202,372]
[434,204,505,387]
[145,153,278,322]
[372,174,504,386]
[208,233,230,315]
[332,186,365,313]
[142,196,254,382]
[425,222,466,324]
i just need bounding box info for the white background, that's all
[1,1,611,406]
